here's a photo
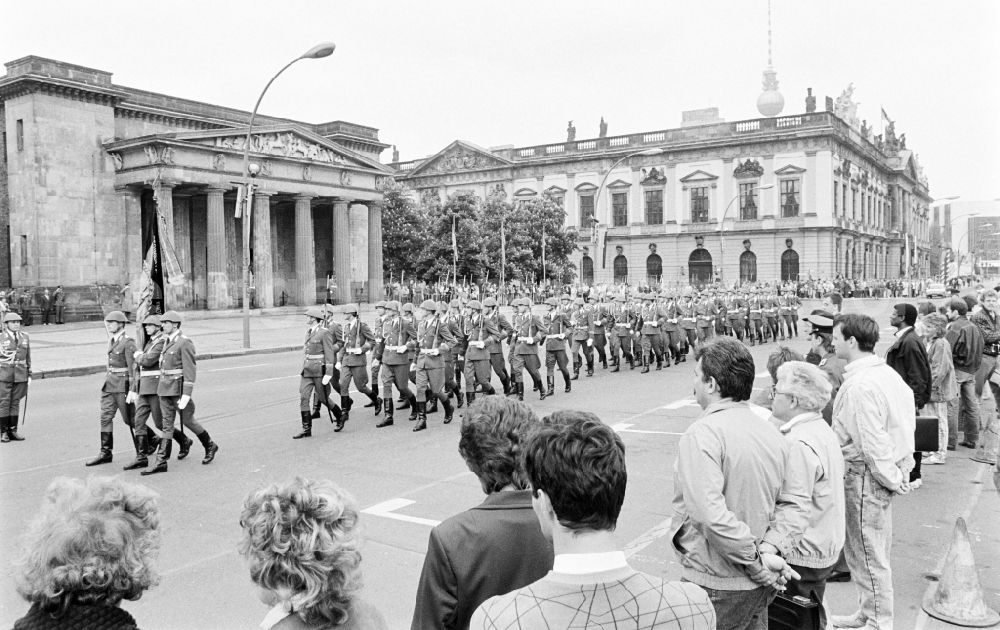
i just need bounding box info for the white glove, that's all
[126,392,137,404]
[396,345,408,353]
[428,348,440,356]
[372,359,381,368]
[133,350,143,360]
[350,348,363,355]
[650,321,659,327]
[457,355,465,361]
[178,394,190,410]
[323,374,333,385]
[27,377,32,385]
[332,364,341,373]
[587,339,593,347]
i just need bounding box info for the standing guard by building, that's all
[482,297,512,395]
[412,299,456,432]
[461,299,499,403]
[85,311,136,466]
[377,300,417,428]
[295,307,342,439]
[541,297,571,396]
[336,304,381,428]
[0,312,29,442]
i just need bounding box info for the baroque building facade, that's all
[391,95,932,288]
[0,56,390,318]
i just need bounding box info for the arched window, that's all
[688,249,713,286]
[582,255,594,285]
[781,249,800,282]
[739,250,757,283]
[646,254,662,284]
[613,255,628,284]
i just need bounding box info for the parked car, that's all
[925,282,949,298]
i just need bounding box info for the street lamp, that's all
[592,147,663,270]
[718,182,775,285]
[955,224,992,278]
[237,42,336,348]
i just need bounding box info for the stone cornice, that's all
[0,74,125,105]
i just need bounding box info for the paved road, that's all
[0,299,997,629]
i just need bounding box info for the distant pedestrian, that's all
[119,283,133,320]
[53,285,65,324]
[885,303,931,487]
[920,313,956,465]
[945,298,983,449]
[40,288,52,325]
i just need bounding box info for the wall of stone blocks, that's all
[0,103,10,287]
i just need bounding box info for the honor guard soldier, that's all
[747,289,765,345]
[0,312,29,443]
[366,300,388,408]
[777,290,794,340]
[726,291,746,341]
[568,297,594,379]
[713,290,728,336]
[142,311,218,475]
[442,300,466,408]
[804,309,846,424]
[482,297,513,395]
[377,300,417,428]
[541,297,571,395]
[509,298,547,400]
[588,294,609,369]
[295,307,342,439]
[608,295,635,371]
[695,292,717,343]
[638,295,665,372]
[762,289,780,342]
[678,294,699,356]
[461,299,499,403]
[412,299,456,431]
[85,311,137,467]
[659,292,679,366]
[401,302,418,392]
[336,304,381,428]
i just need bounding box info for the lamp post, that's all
[592,147,664,272]
[237,42,335,348]
[718,183,774,286]
[954,224,991,278]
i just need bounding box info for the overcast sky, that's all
[3,0,998,204]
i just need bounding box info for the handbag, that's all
[768,592,820,630]
[915,415,940,452]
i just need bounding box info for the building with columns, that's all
[0,56,390,318]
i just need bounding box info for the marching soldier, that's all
[678,293,698,356]
[568,297,594,379]
[461,299,499,403]
[725,291,746,341]
[365,300,387,409]
[747,289,765,345]
[777,289,794,340]
[509,298,547,400]
[401,302,418,391]
[377,300,417,428]
[442,300,465,408]
[608,295,636,372]
[763,289,780,343]
[695,291,717,343]
[0,312,29,443]
[637,295,665,373]
[482,297,512,395]
[713,290,728,336]
[588,294,609,369]
[541,297,571,396]
[295,307,342,439]
[412,299,456,431]
[336,304,381,428]
[659,292,679,366]
[85,311,137,467]
[141,311,219,475]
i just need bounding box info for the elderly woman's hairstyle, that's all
[776,361,833,412]
[15,476,161,616]
[922,313,949,340]
[766,346,804,384]
[459,396,539,493]
[239,478,361,628]
[917,301,936,317]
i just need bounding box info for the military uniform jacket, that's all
[714,298,728,321]
[337,319,375,367]
[416,316,455,369]
[132,334,167,396]
[748,297,764,320]
[0,329,31,382]
[592,305,609,337]
[371,315,386,361]
[695,299,716,327]
[157,332,196,397]
[487,312,513,355]
[403,316,418,361]
[380,316,417,366]
[663,302,681,331]
[609,304,636,337]
[726,298,747,320]
[763,297,780,318]
[463,313,500,360]
[443,314,466,358]
[639,304,665,335]
[777,296,793,316]
[302,325,337,378]
[512,313,546,355]
[103,333,137,393]
[568,307,594,341]
[542,311,570,351]
[678,302,698,330]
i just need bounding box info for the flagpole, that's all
[541,224,547,286]
[452,214,458,287]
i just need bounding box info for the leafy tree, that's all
[418,192,484,283]
[482,194,577,284]
[381,182,429,282]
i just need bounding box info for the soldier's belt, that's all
[750,309,762,313]
[575,326,589,330]
[682,317,696,321]
[419,349,436,355]
[162,369,183,375]
[107,367,129,374]
[305,353,324,360]
[668,318,678,324]
[139,370,161,377]
[10,360,27,366]
[615,323,632,327]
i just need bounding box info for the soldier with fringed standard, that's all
[412,299,456,431]
[0,312,29,443]
[509,298,547,400]
[541,297,572,396]
[482,297,513,395]
[295,307,342,439]
[141,311,219,475]
[461,299,499,403]
[85,311,137,467]
[336,304,381,428]
[377,300,417,428]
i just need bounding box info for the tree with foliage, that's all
[417,192,485,283]
[481,193,577,284]
[380,182,429,282]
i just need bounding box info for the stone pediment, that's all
[607,179,632,188]
[410,140,513,176]
[774,164,806,175]
[679,169,718,183]
[544,185,567,195]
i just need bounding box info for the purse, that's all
[768,592,820,630]
[915,415,940,452]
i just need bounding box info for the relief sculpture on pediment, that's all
[431,148,499,173]
[215,133,348,165]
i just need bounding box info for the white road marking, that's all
[625,517,674,559]
[362,498,441,527]
[612,422,683,436]
[255,375,298,382]
[756,371,770,378]
[205,363,267,372]
[663,398,698,410]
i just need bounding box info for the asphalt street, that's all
[0,299,997,629]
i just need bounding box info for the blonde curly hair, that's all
[239,478,362,627]
[15,476,161,615]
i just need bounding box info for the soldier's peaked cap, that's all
[385,300,401,312]
[374,300,387,309]
[402,302,414,313]
[305,307,326,319]
[104,310,128,323]
[805,309,835,333]
[160,310,182,323]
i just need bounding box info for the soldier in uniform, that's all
[695,291,717,343]
[295,307,342,439]
[747,289,765,345]
[568,297,594,379]
[726,290,746,341]
[461,299,499,403]
[777,289,794,340]
[482,297,512,395]
[803,309,846,424]
[608,295,636,372]
[141,311,219,475]
[337,304,381,428]
[0,312,29,442]
[678,293,699,357]
[441,300,465,409]
[663,292,683,365]
[589,294,609,369]
[541,297,571,396]
[762,289,781,343]
[412,299,456,431]
[788,287,802,337]
[365,300,387,409]
[85,311,137,467]
[713,290,728,336]
[402,302,418,391]
[509,298,546,400]
[637,295,665,373]
[377,300,417,428]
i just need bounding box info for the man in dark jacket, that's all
[946,298,983,449]
[887,303,932,486]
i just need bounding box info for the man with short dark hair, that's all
[471,411,715,629]
[886,303,931,487]
[946,297,983,449]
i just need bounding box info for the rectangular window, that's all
[739,182,759,220]
[611,192,628,227]
[579,194,594,228]
[781,180,800,217]
[833,182,839,216]
[852,188,858,220]
[644,189,663,224]
[20,235,27,267]
[1,131,6,163]
[16,119,24,152]
[691,187,709,223]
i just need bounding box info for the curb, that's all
[32,345,302,380]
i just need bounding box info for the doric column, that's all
[253,192,274,308]
[119,186,143,291]
[332,198,351,304]
[367,201,384,302]
[294,195,316,306]
[206,188,229,309]
[173,195,193,308]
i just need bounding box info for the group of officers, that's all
[294,285,803,435]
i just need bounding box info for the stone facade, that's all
[0,56,390,319]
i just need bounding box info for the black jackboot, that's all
[176,431,193,460]
[0,417,9,443]
[572,363,580,380]
[516,381,525,402]
[656,356,663,371]
[145,427,160,455]
[293,410,312,439]
[364,384,379,407]
[466,392,476,408]
[7,414,24,441]
[141,440,171,476]
[85,432,114,466]
[454,384,464,408]
[408,393,419,422]
[546,376,555,397]
[627,354,635,370]
[442,394,454,424]
[412,401,427,432]
[336,397,351,432]
[123,435,149,470]
[564,373,572,393]
[376,402,394,428]
[641,356,650,374]
[426,393,439,414]
[611,357,620,373]
[198,431,219,464]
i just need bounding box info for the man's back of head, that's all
[694,337,756,406]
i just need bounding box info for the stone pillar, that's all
[294,195,316,306]
[349,202,369,284]
[173,196,193,308]
[367,201,384,302]
[332,198,351,304]
[119,186,143,291]
[253,192,274,308]
[153,181,183,310]
[206,188,229,309]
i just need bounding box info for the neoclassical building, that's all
[0,56,390,317]
[391,94,932,288]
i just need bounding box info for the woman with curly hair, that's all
[239,478,386,630]
[13,475,161,630]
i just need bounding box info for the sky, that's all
[3,0,998,206]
